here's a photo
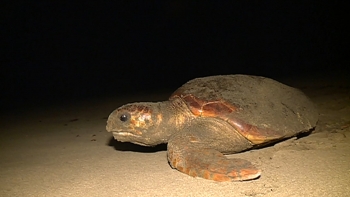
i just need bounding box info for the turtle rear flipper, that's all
[167,136,261,182]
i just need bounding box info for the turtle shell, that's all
[170,75,318,145]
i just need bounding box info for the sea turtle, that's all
[106,75,318,182]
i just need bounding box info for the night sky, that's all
[1,1,346,112]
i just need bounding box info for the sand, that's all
[1,74,349,197]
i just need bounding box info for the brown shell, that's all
[170,75,318,145]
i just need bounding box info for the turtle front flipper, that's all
[167,134,261,182]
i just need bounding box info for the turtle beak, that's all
[106,112,142,139]
[106,114,116,132]
[106,112,125,134]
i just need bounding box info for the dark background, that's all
[1,1,346,112]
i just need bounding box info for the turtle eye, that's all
[120,114,129,122]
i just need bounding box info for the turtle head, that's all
[106,102,169,146]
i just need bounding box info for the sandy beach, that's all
[1,74,349,197]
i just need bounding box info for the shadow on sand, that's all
[107,137,167,153]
